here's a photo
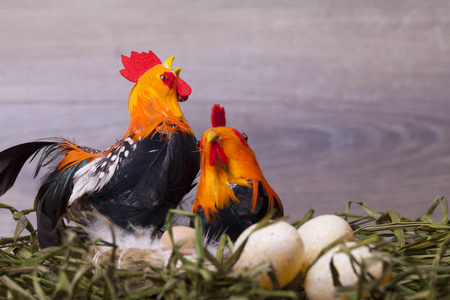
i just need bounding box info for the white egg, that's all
[232,221,305,290]
[304,242,388,300]
[161,226,197,252]
[298,214,355,267]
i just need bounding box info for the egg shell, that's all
[298,214,355,267]
[161,226,197,251]
[232,221,305,290]
[304,242,387,300]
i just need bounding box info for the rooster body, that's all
[192,105,283,241]
[0,51,199,248]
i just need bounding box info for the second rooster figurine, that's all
[192,104,283,241]
[0,51,200,248]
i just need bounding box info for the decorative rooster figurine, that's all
[192,104,283,241]
[0,51,200,248]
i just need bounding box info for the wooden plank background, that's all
[1,1,450,237]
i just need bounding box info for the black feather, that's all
[89,131,199,232]
[193,182,284,242]
[0,141,56,196]
[35,157,89,248]
[0,139,92,247]
[35,200,64,248]
[33,141,97,247]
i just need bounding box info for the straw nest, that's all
[1,198,449,299]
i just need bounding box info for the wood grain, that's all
[1,1,450,236]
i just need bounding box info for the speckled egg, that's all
[298,214,355,267]
[232,221,305,290]
[161,226,197,252]
[304,242,388,300]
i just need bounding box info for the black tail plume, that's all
[0,141,56,196]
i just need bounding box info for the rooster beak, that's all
[163,56,175,69]
[206,131,218,142]
[173,67,181,77]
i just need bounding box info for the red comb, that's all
[120,51,162,83]
[211,104,226,127]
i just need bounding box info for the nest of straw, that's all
[0,197,449,299]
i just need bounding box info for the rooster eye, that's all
[242,133,248,142]
[160,74,168,81]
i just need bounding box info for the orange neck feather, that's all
[125,77,192,141]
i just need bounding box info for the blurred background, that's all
[1,1,450,237]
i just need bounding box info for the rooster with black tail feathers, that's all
[0,51,200,248]
[192,104,283,242]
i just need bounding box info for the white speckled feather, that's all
[68,139,135,206]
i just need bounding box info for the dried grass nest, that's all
[0,197,449,299]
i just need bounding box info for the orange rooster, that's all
[0,51,199,248]
[192,104,283,241]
